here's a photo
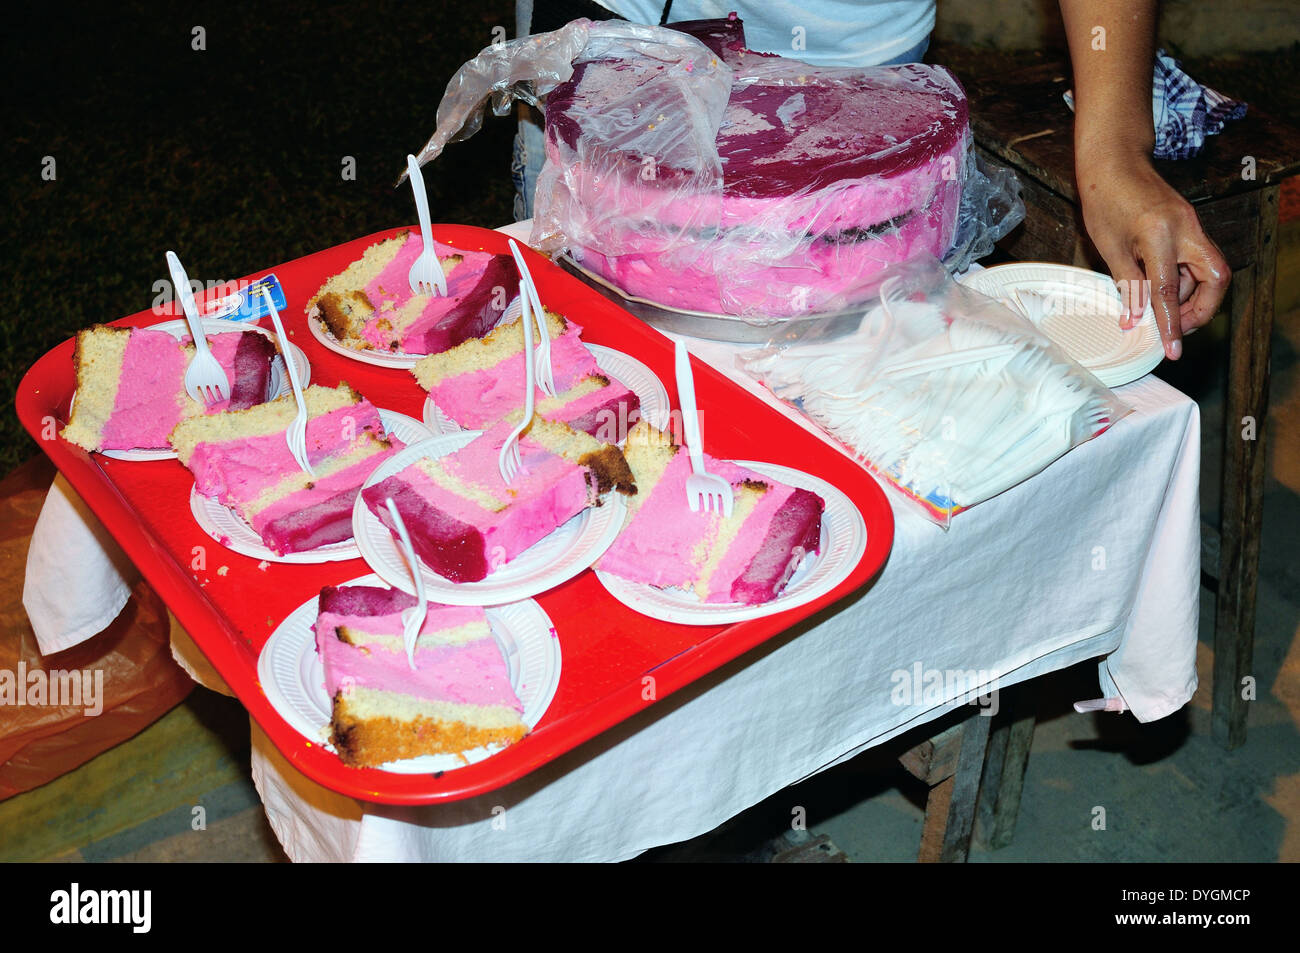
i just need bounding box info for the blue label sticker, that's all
[201,273,287,323]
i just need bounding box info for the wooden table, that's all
[940,47,1300,749]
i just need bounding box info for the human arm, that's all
[1058,0,1229,359]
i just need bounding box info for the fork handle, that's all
[674,339,708,475]
[261,288,306,406]
[519,268,536,426]
[406,154,444,294]
[385,498,427,671]
[508,238,551,390]
[166,251,210,355]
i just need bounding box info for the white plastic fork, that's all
[1011,288,1058,324]
[877,343,1017,381]
[498,280,537,485]
[507,239,555,397]
[166,251,231,406]
[674,338,734,518]
[384,498,427,670]
[406,154,447,297]
[261,287,315,477]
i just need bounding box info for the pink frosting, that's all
[597,453,730,589]
[568,147,965,316]
[100,330,188,448]
[362,423,594,583]
[598,450,820,602]
[315,606,520,710]
[357,234,516,354]
[427,325,599,427]
[545,51,971,316]
[702,474,797,602]
[322,605,485,634]
[251,447,406,553]
[548,383,640,441]
[187,400,387,503]
[99,330,274,450]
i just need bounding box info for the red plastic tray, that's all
[16,225,895,805]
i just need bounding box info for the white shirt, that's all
[598,0,935,67]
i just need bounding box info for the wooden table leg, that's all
[976,683,1037,849]
[1214,184,1279,749]
[916,706,993,862]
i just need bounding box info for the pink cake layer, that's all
[573,188,960,316]
[439,373,640,440]
[425,322,641,436]
[545,41,970,316]
[425,322,596,425]
[548,382,640,442]
[598,452,823,604]
[358,233,519,354]
[362,424,594,583]
[314,587,520,711]
[253,451,405,555]
[99,330,274,449]
[185,400,404,554]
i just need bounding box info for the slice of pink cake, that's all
[308,231,519,355]
[411,308,640,439]
[598,420,824,604]
[314,585,526,768]
[362,417,635,583]
[171,384,405,555]
[62,325,276,452]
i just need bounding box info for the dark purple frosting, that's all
[545,18,968,200]
[318,584,418,617]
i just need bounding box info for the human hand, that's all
[1077,156,1230,360]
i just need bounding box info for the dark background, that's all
[7,2,1297,479]
[6,0,518,475]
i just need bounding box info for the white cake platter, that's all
[422,343,670,442]
[593,461,867,625]
[353,433,628,606]
[97,318,311,461]
[258,573,560,774]
[189,410,433,564]
[959,262,1164,389]
[555,252,879,345]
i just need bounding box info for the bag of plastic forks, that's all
[739,256,1130,527]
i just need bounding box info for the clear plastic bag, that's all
[410,20,1025,317]
[739,256,1130,527]
[408,20,726,180]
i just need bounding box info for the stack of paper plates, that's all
[959,263,1165,388]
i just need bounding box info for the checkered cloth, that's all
[1064,49,1247,160]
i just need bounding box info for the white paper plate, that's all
[354,433,627,606]
[959,263,1163,388]
[96,318,311,461]
[307,296,521,369]
[257,573,560,773]
[423,343,669,441]
[190,410,433,563]
[594,462,866,625]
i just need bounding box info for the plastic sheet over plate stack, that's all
[740,257,1129,526]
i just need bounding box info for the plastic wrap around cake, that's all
[409,17,1019,321]
[545,56,970,316]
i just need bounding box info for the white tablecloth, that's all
[23,335,1200,862]
[249,366,1199,862]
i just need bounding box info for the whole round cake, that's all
[540,16,971,318]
